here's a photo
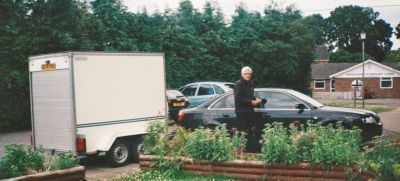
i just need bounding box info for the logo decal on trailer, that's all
[41,60,56,71]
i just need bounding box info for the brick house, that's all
[311,59,400,99]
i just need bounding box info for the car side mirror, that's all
[295,103,306,110]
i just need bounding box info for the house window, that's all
[380,77,392,88]
[314,80,325,89]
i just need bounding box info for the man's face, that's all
[242,69,252,81]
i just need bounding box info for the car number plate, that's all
[173,102,185,107]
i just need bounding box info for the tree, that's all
[329,50,372,63]
[396,23,400,39]
[0,0,33,132]
[228,6,316,93]
[304,14,327,45]
[326,5,393,61]
[384,50,400,62]
[91,0,136,51]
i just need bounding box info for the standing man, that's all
[234,66,261,152]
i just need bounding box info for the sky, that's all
[125,0,400,50]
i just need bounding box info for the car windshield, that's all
[288,90,324,108]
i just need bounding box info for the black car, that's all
[167,89,190,121]
[176,88,383,142]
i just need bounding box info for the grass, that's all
[115,169,238,181]
[325,102,395,113]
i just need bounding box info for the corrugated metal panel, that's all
[31,70,75,153]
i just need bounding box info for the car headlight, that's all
[363,116,375,123]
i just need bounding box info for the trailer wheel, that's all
[106,139,131,167]
[131,137,145,163]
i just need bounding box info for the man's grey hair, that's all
[241,66,252,75]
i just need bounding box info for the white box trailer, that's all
[29,52,166,166]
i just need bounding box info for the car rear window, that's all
[214,85,225,94]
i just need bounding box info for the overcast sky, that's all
[125,0,400,50]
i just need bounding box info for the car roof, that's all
[178,82,234,89]
[254,88,293,92]
[185,81,234,85]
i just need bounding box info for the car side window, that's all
[182,84,198,96]
[212,94,234,108]
[214,85,225,94]
[257,91,301,109]
[198,84,215,96]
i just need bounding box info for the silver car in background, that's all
[178,82,234,107]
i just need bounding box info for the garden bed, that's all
[139,155,375,180]
[135,122,400,180]
[8,166,85,181]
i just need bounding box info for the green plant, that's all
[143,122,182,177]
[360,137,400,180]
[307,122,361,165]
[48,154,79,171]
[115,169,238,181]
[185,126,232,162]
[0,144,44,179]
[231,131,247,160]
[143,121,169,155]
[261,122,299,164]
[260,121,362,165]
[169,126,190,156]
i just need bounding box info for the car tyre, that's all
[106,139,131,167]
[131,137,145,163]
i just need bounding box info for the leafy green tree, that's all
[396,23,400,39]
[228,6,316,93]
[325,5,393,61]
[304,14,327,45]
[0,0,33,132]
[91,0,136,51]
[329,50,373,63]
[384,50,400,62]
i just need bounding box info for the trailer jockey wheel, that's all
[106,139,131,167]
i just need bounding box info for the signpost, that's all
[351,80,363,108]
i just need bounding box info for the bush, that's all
[48,154,79,171]
[0,144,79,179]
[0,144,44,179]
[143,121,169,155]
[143,122,247,162]
[185,126,232,162]
[360,137,400,180]
[261,121,362,165]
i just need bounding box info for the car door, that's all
[193,83,216,107]
[180,84,199,107]
[207,93,236,130]
[255,90,312,129]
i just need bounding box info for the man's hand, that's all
[251,98,262,106]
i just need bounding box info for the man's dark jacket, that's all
[234,78,256,113]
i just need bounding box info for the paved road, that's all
[380,108,400,133]
[317,98,400,108]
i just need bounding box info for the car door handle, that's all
[263,113,271,118]
[222,114,230,118]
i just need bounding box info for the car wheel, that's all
[131,137,145,163]
[106,139,131,167]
